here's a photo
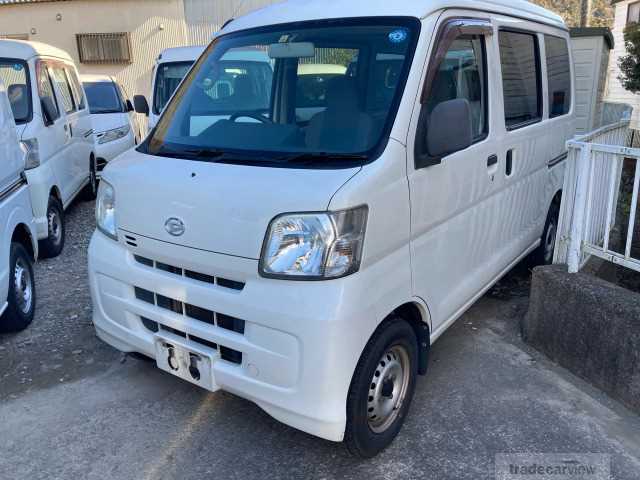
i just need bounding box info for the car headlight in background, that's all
[20,138,40,169]
[96,180,117,240]
[97,125,131,144]
[260,206,368,280]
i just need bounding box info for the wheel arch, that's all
[389,301,431,376]
[12,223,36,261]
[49,185,62,203]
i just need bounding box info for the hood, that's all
[103,150,360,259]
[90,112,129,134]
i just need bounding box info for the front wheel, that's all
[345,318,418,458]
[0,243,36,332]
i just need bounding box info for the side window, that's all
[66,67,86,110]
[499,30,542,129]
[37,61,60,121]
[426,36,488,141]
[545,35,571,118]
[50,65,75,113]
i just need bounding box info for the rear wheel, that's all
[0,242,36,332]
[531,202,560,266]
[39,196,65,259]
[345,318,418,458]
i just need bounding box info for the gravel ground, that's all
[0,199,118,401]
[1,199,639,480]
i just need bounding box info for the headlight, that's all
[20,138,40,169]
[260,206,368,280]
[96,180,117,240]
[97,125,130,144]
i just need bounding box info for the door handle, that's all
[487,154,498,167]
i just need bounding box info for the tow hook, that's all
[166,345,179,371]
[189,354,201,381]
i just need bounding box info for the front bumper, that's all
[88,230,374,442]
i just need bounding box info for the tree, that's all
[619,23,640,94]
[530,0,613,28]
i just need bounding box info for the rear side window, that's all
[51,65,75,113]
[66,67,86,111]
[499,30,542,129]
[37,62,60,121]
[0,60,31,124]
[545,35,571,118]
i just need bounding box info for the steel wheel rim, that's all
[48,209,61,245]
[544,221,557,264]
[14,256,33,314]
[367,345,411,433]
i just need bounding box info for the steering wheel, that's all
[229,112,273,124]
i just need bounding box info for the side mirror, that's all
[125,99,134,112]
[40,97,57,126]
[133,95,149,116]
[425,98,473,161]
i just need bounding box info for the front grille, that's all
[135,287,244,365]
[134,255,245,292]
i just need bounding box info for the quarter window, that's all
[51,65,75,113]
[37,62,60,121]
[425,36,487,140]
[66,67,86,110]
[545,35,571,118]
[499,30,542,129]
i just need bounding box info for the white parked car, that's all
[0,40,96,258]
[134,46,205,131]
[0,78,37,332]
[81,74,138,174]
[90,0,575,457]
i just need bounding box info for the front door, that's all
[407,14,503,336]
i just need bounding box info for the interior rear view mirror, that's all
[426,99,473,160]
[40,97,57,126]
[268,42,315,59]
[133,95,150,116]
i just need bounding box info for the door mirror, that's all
[426,99,473,160]
[40,97,57,126]
[125,99,134,112]
[133,95,149,116]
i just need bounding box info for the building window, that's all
[0,33,29,40]
[76,33,132,64]
[629,1,640,24]
[499,30,542,130]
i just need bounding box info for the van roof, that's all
[224,0,566,34]
[0,39,73,62]
[157,46,206,64]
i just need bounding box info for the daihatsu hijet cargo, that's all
[0,40,95,259]
[89,0,574,457]
[0,79,37,332]
[82,74,138,173]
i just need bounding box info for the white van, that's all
[89,0,574,457]
[0,79,37,332]
[0,40,96,258]
[134,46,205,131]
[81,74,138,174]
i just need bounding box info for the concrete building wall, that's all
[0,0,279,99]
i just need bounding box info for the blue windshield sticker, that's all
[12,63,23,71]
[389,29,408,44]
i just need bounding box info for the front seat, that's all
[306,76,374,153]
[7,84,28,121]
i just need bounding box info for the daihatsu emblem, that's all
[165,217,185,237]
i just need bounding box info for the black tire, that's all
[82,156,98,201]
[0,243,36,332]
[531,202,560,267]
[345,318,418,458]
[39,197,65,259]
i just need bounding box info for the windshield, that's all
[84,81,125,114]
[153,61,194,115]
[143,18,420,166]
[0,59,31,124]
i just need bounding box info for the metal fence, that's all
[554,120,640,273]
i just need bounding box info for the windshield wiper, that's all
[154,146,226,161]
[275,152,368,164]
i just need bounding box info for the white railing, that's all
[554,120,640,273]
